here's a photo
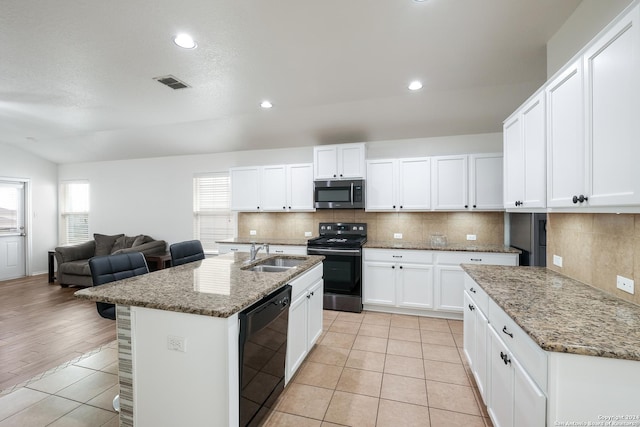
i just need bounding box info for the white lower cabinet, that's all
[286,264,323,383]
[364,249,518,317]
[363,249,433,311]
[218,243,306,255]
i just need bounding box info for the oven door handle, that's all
[307,248,361,256]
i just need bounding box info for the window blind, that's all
[60,181,90,244]
[193,173,235,252]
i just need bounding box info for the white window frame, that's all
[193,172,236,254]
[60,180,90,245]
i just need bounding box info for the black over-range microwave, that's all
[314,179,365,209]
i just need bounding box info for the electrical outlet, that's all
[466,234,477,241]
[249,230,257,236]
[394,233,403,239]
[617,275,635,294]
[553,255,563,267]
[304,231,312,237]
[167,335,186,352]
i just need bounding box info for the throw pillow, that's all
[132,235,153,247]
[94,233,124,256]
[112,235,137,253]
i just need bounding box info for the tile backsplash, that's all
[547,213,640,306]
[237,211,505,245]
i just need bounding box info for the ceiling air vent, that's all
[153,75,191,90]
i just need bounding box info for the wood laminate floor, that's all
[0,275,116,392]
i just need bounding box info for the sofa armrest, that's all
[55,240,96,264]
[116,240,167,256]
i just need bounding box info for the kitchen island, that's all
[75,252,324,427]
[461,264,640,426]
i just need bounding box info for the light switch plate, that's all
[617,275,634,294]
[167,336,186,352]
[466,234,477,241]
[249,230,257,236]
[553,255,563,267]
[394,233,403,239]
[304,231,312,237]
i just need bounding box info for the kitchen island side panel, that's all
[130,306,239,427]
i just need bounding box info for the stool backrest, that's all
[170,240,205,266]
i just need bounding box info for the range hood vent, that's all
[153,75,191,90]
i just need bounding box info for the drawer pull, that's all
[468,304,475,311]
[470,258,482,262]
[469,287,477,293]
[502,326,514,338]
[275,250,284,253]
[500,351,511,366]
[230,248,238,251]
[392,255,403,258]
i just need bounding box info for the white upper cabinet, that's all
[432,154,503,211]
[546,60,586,208]
[313,143,366,180]
[432,155,468,210]
[366,158,430,211]
[230,167,261,211]
[287,163,314,210]
[583,5,640,207]
[542,3,640,210]
[231,163,314,212]
[503,92,546,210]
[470,153,503,210]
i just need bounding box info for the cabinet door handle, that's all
[393,205,396,209]
[399,265,403,269]
[468,304,475,311]
[392,265,395,269]
[469,287,477,293]
[464,205,469,208]
[470,258,482,262]
[307,294,311,299]
[500,351,511,366]
[502,326,514,338]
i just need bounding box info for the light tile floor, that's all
[0,310,492,427]
[263,310,493,427]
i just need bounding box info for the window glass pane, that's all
[0,184,19,231]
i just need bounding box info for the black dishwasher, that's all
[239,285,291,426]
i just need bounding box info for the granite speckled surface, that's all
[365,241,520,253]
[217,237,310,246]
[462,264,640,361]
[75,253,323,318]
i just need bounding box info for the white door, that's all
[0,180,26,280]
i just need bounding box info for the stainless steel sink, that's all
[247,265,291,273]
[243,257,306,273]
[258,257,306,268]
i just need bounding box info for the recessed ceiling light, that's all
[260,100,273,109]
[173,33,197,49]
[408,80,423,91]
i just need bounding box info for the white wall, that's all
[58,133,501,246]
[546,0,634,78]
[0,142,58,275]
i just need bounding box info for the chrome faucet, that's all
[249,243,269,261]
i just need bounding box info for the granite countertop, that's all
[75,253,324,318]
[462,264,640,361]
[217,238,310,246]
[365,241,521,254]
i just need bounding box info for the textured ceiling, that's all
[0,0,582,164]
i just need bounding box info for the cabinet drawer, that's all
[464,274,489,315]
[488,299,547,392]
[364,249,433,264]
[269,245,307,255]
[218,243,251,254]
[438,252,517,266]
[290,264,323,300]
